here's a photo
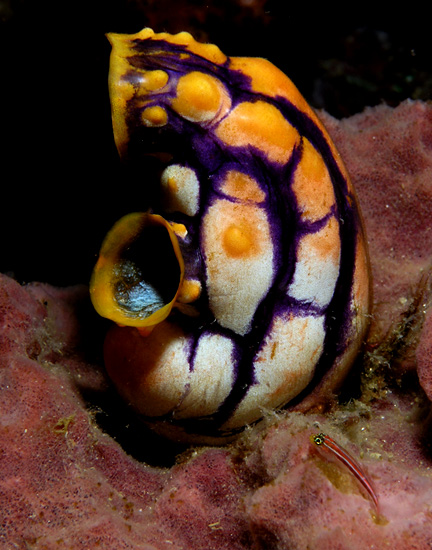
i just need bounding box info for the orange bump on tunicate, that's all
[167,31,194,45]
[177,279,202,303]
[137,69,169,92]
[222,223,255,258]
[220,170,266,203]
[141,105,168,127]
[195,43,227,65]
[171,72,228,123]
[215,100,300,164]
[292,138,336,221]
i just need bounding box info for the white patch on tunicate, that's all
[160,164,199,216]
[202,199,274,336]
[288,217,341,309]
[174,333,234,418]
[223,313,325,430]
[130,322,191,417]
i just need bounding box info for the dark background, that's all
[1,0,430,287]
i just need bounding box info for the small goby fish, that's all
[312,432,379,513]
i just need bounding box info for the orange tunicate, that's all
[94,27,372,444]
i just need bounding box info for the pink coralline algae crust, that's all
[1,100,432,550]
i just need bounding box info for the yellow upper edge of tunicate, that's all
[148,29,227,65]
[107,27,227,66]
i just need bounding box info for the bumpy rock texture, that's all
[1,100,432,549]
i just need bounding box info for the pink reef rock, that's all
[321,100,432,346]
[417,306,432,401]
[2,100,432,549]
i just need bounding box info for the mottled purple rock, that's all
[1,100,432,549]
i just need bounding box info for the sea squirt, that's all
[90,28,371,444]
